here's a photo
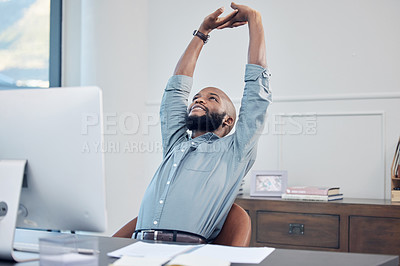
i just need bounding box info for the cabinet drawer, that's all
[349,216,400,255]
[256,211,339,248]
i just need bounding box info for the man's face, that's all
[186,88,227,132]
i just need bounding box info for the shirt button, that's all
[153,221,158,225]
[159,200,164,204]
[173,163,177,167]
[166,181,170,185]
[181,148,185,152]
[191,142,195,145]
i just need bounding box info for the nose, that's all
[194,97,205,104]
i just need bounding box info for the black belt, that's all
[134,230,207,244]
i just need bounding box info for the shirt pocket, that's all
[183,150,218,173]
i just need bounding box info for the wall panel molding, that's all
[273,111,386,198]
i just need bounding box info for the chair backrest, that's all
[112,217,137,238]
[112,203,252,247]
[213,203,252,247]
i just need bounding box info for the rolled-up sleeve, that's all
[160,75,193,157]
[233,64,272,160]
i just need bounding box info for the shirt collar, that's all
[190,132,220,143]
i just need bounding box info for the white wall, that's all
[63,0,400,235]
[63,0,149,236]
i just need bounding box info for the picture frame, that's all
[250,170,288,197]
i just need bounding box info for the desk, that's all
[0,236,397,266]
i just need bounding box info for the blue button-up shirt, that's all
[136,64,272,241]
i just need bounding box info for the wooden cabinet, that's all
[235,194,400,257]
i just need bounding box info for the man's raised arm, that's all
[219,3,271,159]
[160,7,246,156]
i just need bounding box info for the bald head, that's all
[187,87,236,137]
[200,87,236,122]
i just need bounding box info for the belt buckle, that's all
[141,230,159,241]
[139,230,155,240]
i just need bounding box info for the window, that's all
[0,0,61,89]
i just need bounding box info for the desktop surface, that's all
[0,235,398,266]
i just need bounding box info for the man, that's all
[135,2,271,243]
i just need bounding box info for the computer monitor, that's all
[0,86,107,261]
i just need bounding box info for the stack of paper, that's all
[185,244,274,264]
[111,254,230,266]
[108,241,275,266]
[108,241,196,260]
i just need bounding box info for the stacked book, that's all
[281,186,343,201]
[391,137,400,201]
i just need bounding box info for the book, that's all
[286,186,340,196]
[281,193,343,201]
[391,190,400,202]
[391,136,400,178]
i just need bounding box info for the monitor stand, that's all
[0,160,38,262]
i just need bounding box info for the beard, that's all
[185,111,226,132]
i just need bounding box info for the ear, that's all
[222,116,234,128]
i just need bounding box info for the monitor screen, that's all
[0,86,107,233]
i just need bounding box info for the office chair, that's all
[212,203,251,247]
[112,203,251,247]
[112,217,138,238]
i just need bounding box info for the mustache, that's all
[189,104,209,114]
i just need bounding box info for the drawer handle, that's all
[288,223,304,235]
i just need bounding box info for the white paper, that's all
[110,255,167,266]
[107,241,199,260]
[167,253,231,266]
[188,244,275,264]
[108,242,275,264]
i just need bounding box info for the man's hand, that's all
[217,2,258,30]
[216,2,267,68]
[198,7,246,35]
